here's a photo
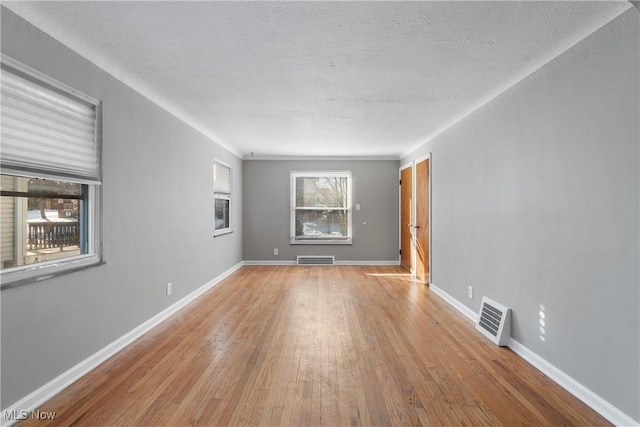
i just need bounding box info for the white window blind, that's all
[0,60,100,184]
[214,161,231,195]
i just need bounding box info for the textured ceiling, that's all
[2,1,632,159]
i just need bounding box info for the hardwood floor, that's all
[19,266,609,426]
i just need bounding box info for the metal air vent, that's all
[475,296,511,346]
[296,256,335,265]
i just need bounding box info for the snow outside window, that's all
[290,171,352,244]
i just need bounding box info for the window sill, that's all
[290,239,352,245]
[0,256,105,290]
[214,229,233,237]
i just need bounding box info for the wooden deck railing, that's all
[28,221,80,251]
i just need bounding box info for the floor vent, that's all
[475,296,511,346]
[296,256,335,265]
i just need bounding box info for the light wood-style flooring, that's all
[19,266,610,426]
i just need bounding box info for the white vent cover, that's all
[475,296,511,346]
[296,255,335,265]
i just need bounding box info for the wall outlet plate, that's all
[167,282,172,296]
[274,248,279,256]
[468,286,473,299]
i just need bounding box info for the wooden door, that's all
[400,166,413,272]
[416,158,430,283]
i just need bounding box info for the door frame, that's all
[399,162,413,273]
[398,153,432,284]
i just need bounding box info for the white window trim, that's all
[0,56,103,288]
[290,170,353,245]
[213,159,232,237]
[0,254,102,288]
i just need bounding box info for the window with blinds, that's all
[213,160,231,235]
[1,56,100,183]
[0,55,102,287]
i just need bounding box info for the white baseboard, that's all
[428,283,639,427]
[242,260,296,265]
[334,260,400,266]
[1,261,244,427]
[429,282,478,322]
[508,339,639,427]
[243,260,400,266]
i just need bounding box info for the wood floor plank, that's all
[16,265,611,426]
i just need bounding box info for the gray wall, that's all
[402,9,640,421]
[243,160,399,262]
[1,8,243,409]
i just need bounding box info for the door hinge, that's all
[399,249,402,255]
[399,179,402,185]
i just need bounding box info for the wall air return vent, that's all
[296,255,335,265]
[475,296,511,346]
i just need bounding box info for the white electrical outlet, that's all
[274,248,279,256]
[468,286,473,299]
[166,282,172,296]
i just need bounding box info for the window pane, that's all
[0,175,85,270]
[214,198,229,230]
[295,177,348,208]
[294,209,349,239]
